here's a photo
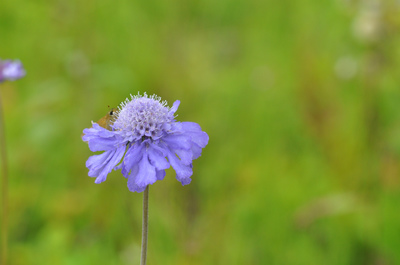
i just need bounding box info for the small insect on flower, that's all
[82,93,209,192]
[96,108,119,130]
[81,108,118,140]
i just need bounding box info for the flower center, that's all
[113,93,173,139]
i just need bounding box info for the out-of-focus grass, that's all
[1,0,400,264]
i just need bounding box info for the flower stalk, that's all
[140,185,149,265]
[0,59,25,265]
[0,90,9,265]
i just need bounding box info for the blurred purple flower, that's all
[0,59,26,82]
[82,93,209,192]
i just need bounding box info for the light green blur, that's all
[1,0,400,264]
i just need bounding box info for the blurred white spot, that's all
[352,0,381,43]
[334,56,358,80]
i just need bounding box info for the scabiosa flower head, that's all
[0,59,26,82]
[82,93,209,192]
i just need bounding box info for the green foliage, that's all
[1,0,400,264]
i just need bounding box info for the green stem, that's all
[140,185,149,265]
[0,89,8,265]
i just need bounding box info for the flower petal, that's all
[83,123,116,139]
[83,123,123,152]
[181,122,209,148]
[127,152,157,192]
[174,148,193,165]
[156,170,166,180]
[127,176,146,192]
[190,144,203,160]
[86,145,126,184]
[166,148,193,185]
[162,134,192,150]
[180,177,192,185]
[148,144,170,170]
[121,142,145,178]
[169,100,180,115]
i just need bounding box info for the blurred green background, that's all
[1,0,400,264]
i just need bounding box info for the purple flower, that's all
[0,59,26,82]
[82,93,209,192]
